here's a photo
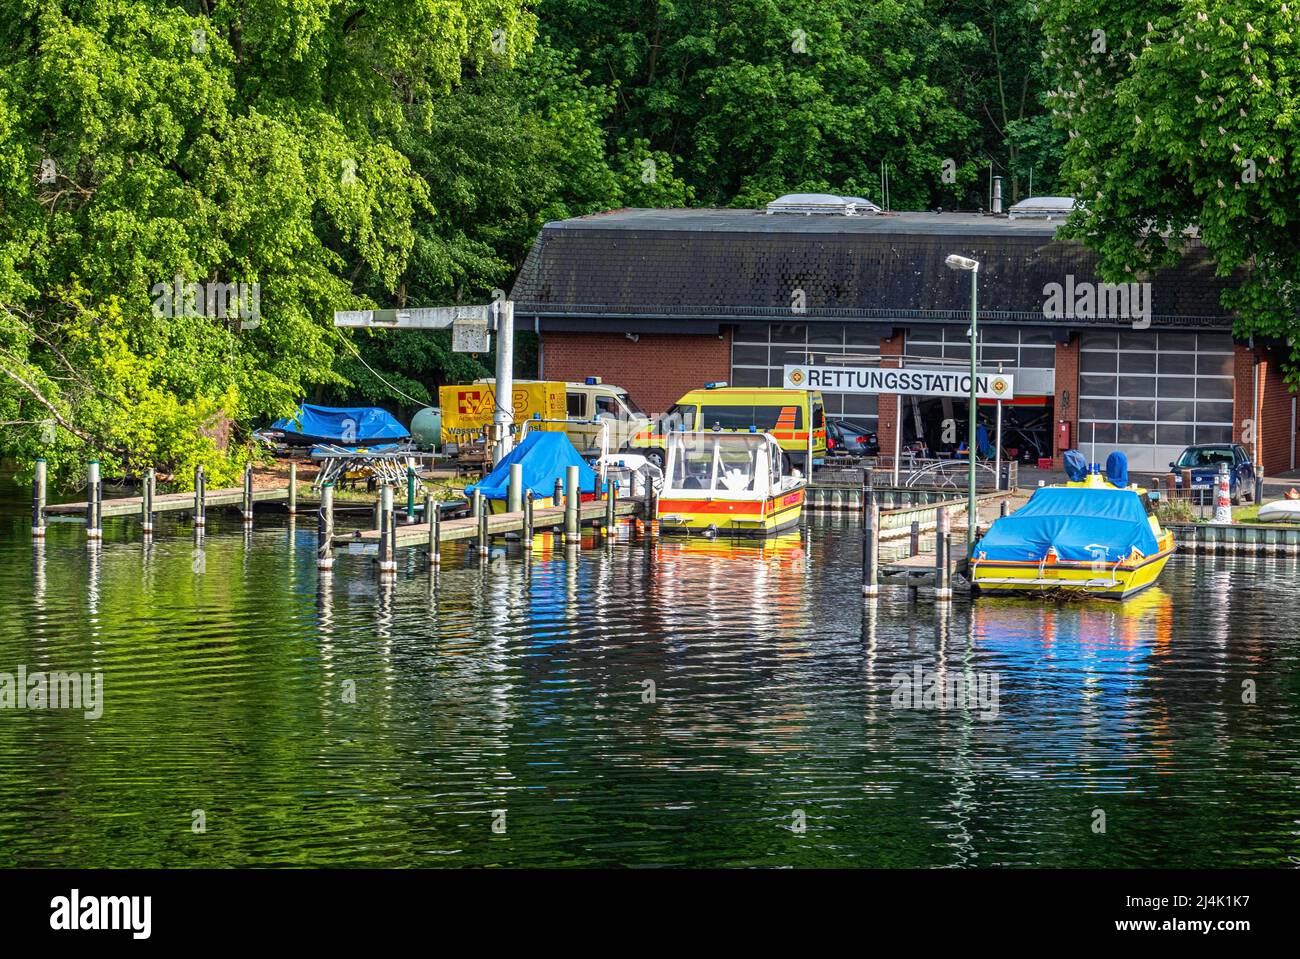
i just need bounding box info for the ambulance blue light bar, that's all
[704,381,728,389]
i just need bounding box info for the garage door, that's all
[1077,331,1234,474]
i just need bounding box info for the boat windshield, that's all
[667,433,780,494]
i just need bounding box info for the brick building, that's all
[511,206,1299,475]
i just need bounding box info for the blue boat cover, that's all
[272,405,409,443]
[1063,449,1088,482]
[973,485,1160,563]
[465,431,597,500]
[1105,451,1129,489]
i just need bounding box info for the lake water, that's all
[0,499,1297,868]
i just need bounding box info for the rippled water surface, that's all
[0,496,1297,868]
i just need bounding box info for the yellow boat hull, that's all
[971,542,1175,600]
[656,488,805,536]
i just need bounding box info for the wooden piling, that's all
[605,479,618,536]
[861,487,879,597]
[935,506,953,601]
[426,493,440,565]
[32,458,46,537]
[194,465,206,528]
[378,484,396,574]
[288,462,297,514]
[564,465,580,543]
[87,460,102,540]
[909,520,920,557]
[242,464,254,522]
[317,483,335,569]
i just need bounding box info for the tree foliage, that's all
[1043,1,1300,382]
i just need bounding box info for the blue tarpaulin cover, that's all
[973,485,1160,563]
[272,405,409,443]
[466,431,597,500]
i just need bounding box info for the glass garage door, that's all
[1078,331,1234,474]
[730,323,881,431]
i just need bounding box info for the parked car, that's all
[826,418,879,457]
[1169,443,1255,505]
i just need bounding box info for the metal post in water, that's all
[524,491,534,547]
[317,483,335,569]
[87,459,102,540]
[194,464,206,528]
[1000,499,1010,518]
[507,463,524,514]
[472,488,483,521]
[372,496,381,530]
[142,467,155,534]
[935,506,953,601]
[243,464,254,522]
[288,462,297,515]
[553,477,564,509]
[427,493,440,565]
[406,463,417,524]
[861,487,879,597]
[565,465,580,543]
[477,496,490,561]
[379,484,396,575]
[32,458,46,537]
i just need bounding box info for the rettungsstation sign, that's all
[784,365,1015,400]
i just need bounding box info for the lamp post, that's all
[945,254,980,553]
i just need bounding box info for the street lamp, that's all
[945,254,980,553]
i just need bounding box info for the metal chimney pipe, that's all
[992,176,1003,214]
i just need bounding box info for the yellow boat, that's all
[970,451,1175,600]
[656,430,805,536]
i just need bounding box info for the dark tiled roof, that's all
[511,208,1237,330]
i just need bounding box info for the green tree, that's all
[1043,1,1300,381]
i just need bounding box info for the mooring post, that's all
[935,506,953,601]
[288,462,298,515]
[553,477,564,509]
[1000,499,1010,518]
[565,465,580,543]
[523,490,534,547]
[85,459,102,541]
[507,463,524,515]
[909,520,920,557]
[861,487,879,597]
[605,479,618,537]
[242,464,254,522]
[379,484,396,575]
[477,495,490,561]
[406,463,417,524]
[32,458,46,537]
[426,493,440,566]
[141,467,155,535]
[194,464,206,528]
[317,482,335,569]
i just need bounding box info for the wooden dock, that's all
[334,499,640,550]
[44,486,290,518]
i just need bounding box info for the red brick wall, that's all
[1053,334,1079,467]
[1233,343,1298,475]
[541,330,732,413]
[875,331,904,457]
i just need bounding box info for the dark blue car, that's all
[1170,444,1255,505]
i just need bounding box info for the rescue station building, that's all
[510,205,1300,476]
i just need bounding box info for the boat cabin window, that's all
[668,436,781,494]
